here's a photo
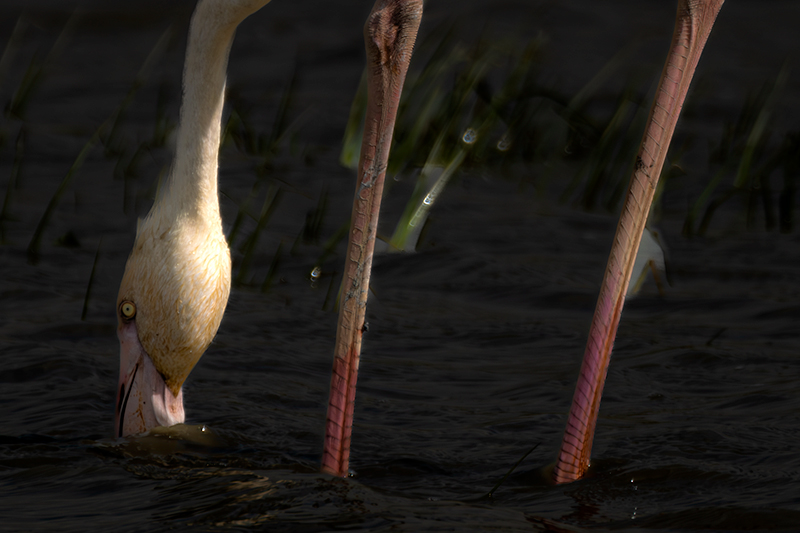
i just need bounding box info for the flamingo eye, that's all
[120,301,137,320]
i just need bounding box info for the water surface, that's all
[1,1,799,531]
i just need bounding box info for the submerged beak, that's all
[115,319,185,437]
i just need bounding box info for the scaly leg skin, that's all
[322,0,423,477]
[553,0,725,484]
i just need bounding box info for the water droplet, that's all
[310,266,321,280]
[462,128,477,144]
[497,134,511,151]
[423,193,434,205]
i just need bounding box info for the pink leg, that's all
[321,0,423,477]
[553,0,725,484]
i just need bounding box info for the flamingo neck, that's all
[159,0,270,221]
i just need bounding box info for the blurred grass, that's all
[0,14,796,304]
[24,27,171,264]
[684,66,797,235]
[0,127,24,243]
[339,24,798,246]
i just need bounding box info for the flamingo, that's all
[113,0,422,457]
[114,0,725,486]
[114,0,271,436]
[320,0,726,483]
[552,0,725,483]
[321,0,423,476]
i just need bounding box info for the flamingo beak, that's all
[115,319,185,437]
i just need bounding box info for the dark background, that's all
[1,1,799,530]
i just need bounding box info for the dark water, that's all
[2,1,800,531]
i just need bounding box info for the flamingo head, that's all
[114,213,231,437]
